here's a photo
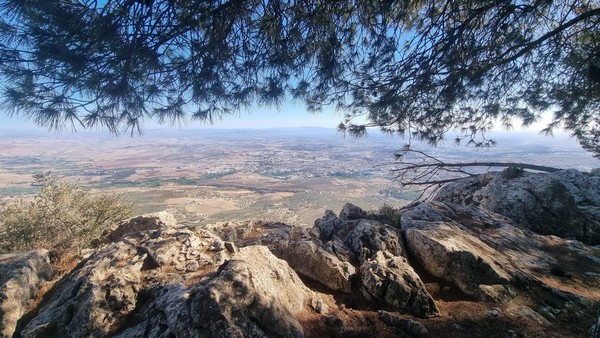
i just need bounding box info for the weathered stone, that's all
[224,241,238,253]
[402,203,511,300]
[20,224,231,338]
[402,202,514,301]
[378,311,429,336]
[508,306,553,327]
[104,211,178,242]
[0,250,53,338]
[344,220,404,262]
[183,246,308,338]
[310,295,329,314]
[20,241,146,338]
[401,199,600,314]
[339,203,368,220]
[361,252,438,318]
[434,169,600,244]
[114,246,309,338]
[323,315,345,332]
[279,240,355,293]
[424,283,440,298]
[314,210,343,241]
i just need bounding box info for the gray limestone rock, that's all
[344,219,404,263]
[433,169,600,244]
[279,240,356,293]
[113,246,309,338]
[339,203,368,220]
[20,220,231,338]
[361,252,438,318]
[0,250,53,338]
[314,210,344,241]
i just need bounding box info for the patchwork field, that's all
[1,128,598,226]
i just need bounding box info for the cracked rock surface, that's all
[2,170,600,338]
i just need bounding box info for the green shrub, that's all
[0,173,132,254]
[503,166,525,179]
[377,203,402,228]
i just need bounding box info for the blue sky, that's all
[0,102,346,135]
[0,96,571,139]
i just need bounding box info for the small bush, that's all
[503,166,525,179]
[0,173,132,254]
[377,203,402,228]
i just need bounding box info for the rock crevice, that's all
[1,170,599,337]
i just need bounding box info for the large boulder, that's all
[181,246,308,338]
[278,240,356,293]
[115,246,309,338]
[402,202,514,301]
[402,201,600,307]
[360,251,438,318]
[19,212,311,338]
[0,250,53,338]
[20,214,233,337]
[433,169,600,244]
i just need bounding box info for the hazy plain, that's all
[1,127,598,226]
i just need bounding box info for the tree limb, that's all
[391,161,561,173]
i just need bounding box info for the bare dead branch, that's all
[392,147,563,201]
[391,161,561,173]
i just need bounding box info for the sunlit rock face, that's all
[433,168,600,244]
[0,250,53,338]
[4,169,600,338]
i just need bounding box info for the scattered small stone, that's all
[224,241,238,253]
[512,306,552,326]
[378,311,428,336]
[378,310,403,327]
[310,296,329,314]
[209,240,224,251]
[537,306,557,322]
[402,319,429,336]
[185,260,200,272]
[487,307,501,317]
[505,329,518,338]
[451,323,465,331]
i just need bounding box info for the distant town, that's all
[1,127,598,226]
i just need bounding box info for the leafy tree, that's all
[0,173,132,254]
[1,1,600,156]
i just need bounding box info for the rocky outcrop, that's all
[360,252,438,318]
[205,204,439,318]
[115,246,308,338]
[19,213,310,338]
[433,169,600,244]
[0,250,53,338]
[311,205,439,318]
[278,240,355,293]
[4,170,600,337]
[402,202,514,301]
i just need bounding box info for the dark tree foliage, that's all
[1,1,600,156]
